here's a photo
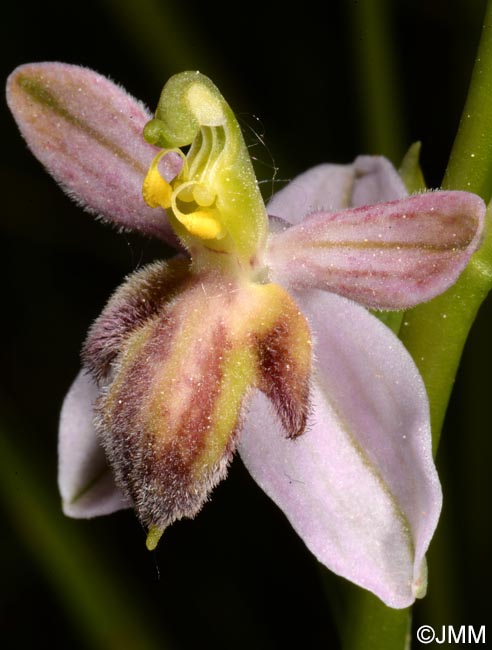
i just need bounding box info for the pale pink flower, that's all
[7,62,485,608]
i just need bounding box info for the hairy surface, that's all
[83,258,190,381]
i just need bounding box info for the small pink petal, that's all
[267,191,485,309]
[239,290,441,608]
[6,62,181,243]
[267,156,407,225]
[58,370,129,517]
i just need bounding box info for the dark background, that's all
[1,1,491,648]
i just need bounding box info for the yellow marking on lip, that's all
[191,345,257,476]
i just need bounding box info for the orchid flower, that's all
[6,62,486,609]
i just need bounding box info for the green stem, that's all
[400,0,492,450]
[335,4,492,649]
[324,574,411,650]
[396,4,492,637]
[341,591,411,650]
[442,0,492,202]
[347,0,406,162]
[400,214,492,452]
[0,425,168,650]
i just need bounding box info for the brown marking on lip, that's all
[257,305,311,439]
[96,280,242,529]
[95,274,313,530]
[135,324,233,527]
[95,306,181,517]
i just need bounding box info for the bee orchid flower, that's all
[6,62,486,609]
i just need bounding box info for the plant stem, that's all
[336,4,492,648]
[400,0,492,450]
[341,590,411,650]
[400,214,492,452]
[324,575,411,650]
[442,0,492,203]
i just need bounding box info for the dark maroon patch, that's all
[257,320,310,439]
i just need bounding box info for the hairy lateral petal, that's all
[256,284,312,439]
[239,291,441,608]
[268,191,485,309]
[267,156,407,226]
[6,62,181,242]
[58,370,128,517]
